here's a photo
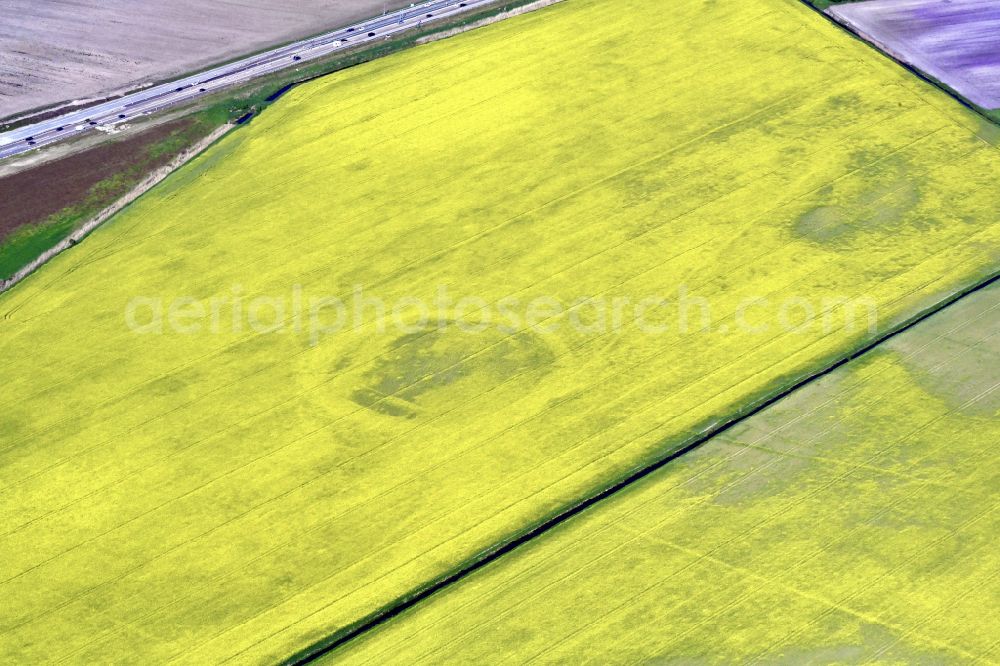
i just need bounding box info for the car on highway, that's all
[0,0,491,163]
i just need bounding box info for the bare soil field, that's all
[0,0,412,120]
[830,0,1000,110]
[0,118,195,239]
[0,114,223,282]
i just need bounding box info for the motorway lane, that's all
[0,0,495,161]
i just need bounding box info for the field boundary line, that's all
[280,267,1000,665]
[797,0,999,130]
[415,0,564,45]
[0,124,232,295]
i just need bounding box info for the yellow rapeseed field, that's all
[333,283,1000,664]
[1,0,999,661]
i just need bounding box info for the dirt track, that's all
[0,0,411,120]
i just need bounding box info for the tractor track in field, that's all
[0,124,232,296]
[283,267,1000,664]
[799,0,1000,129]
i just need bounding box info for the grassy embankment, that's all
[2,0,1000,662]
[0,0,546,283]
[0,112,224,282]
[333,281,1000,663]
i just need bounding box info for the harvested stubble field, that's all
[333,282,1000,664]
[2,0,1000,662]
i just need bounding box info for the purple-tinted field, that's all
[829,0,1000,109]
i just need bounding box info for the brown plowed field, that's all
[0,118,200,242]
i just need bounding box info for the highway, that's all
[0,0,496,161]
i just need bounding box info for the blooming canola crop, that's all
[1,0,1000,661]
[333,283,1000,663]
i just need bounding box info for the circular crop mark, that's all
[349,322,556,419]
